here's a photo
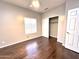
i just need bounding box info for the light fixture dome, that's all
[30,0,40,9]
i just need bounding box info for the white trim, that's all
[0,36,41,48]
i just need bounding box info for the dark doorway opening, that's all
[49,16,58,39]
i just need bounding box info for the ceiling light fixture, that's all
[30,0,40,9]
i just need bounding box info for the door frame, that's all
[49,16,59,38]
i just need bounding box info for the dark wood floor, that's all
[0,36,79,59]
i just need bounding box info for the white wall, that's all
[42,4,66,44]
[42,4,65,18]
[57,16,66,44]
[42,18,49,37]
[0,1,42,48]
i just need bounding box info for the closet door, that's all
[65,9,79,52]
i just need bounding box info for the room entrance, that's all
[49,16,58,38]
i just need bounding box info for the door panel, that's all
[75,9,79,49]
[73,34,79,48]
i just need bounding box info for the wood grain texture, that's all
[0,36,79,59]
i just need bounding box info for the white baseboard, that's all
[0,36,41,49]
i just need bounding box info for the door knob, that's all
[67,32,70,34]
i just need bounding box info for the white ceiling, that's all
[1,0,65,13]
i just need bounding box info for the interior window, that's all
[24,17,37,34]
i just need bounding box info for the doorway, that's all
[49,16,58,38]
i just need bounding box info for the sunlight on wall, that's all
[16,15,24,23]
[57,16,66,44]
[59,16,65,21]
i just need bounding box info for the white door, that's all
[65,8,79,53]
[73,9,79,52]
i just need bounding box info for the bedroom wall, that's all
[42,4,66,44]
[0,1,42,48]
